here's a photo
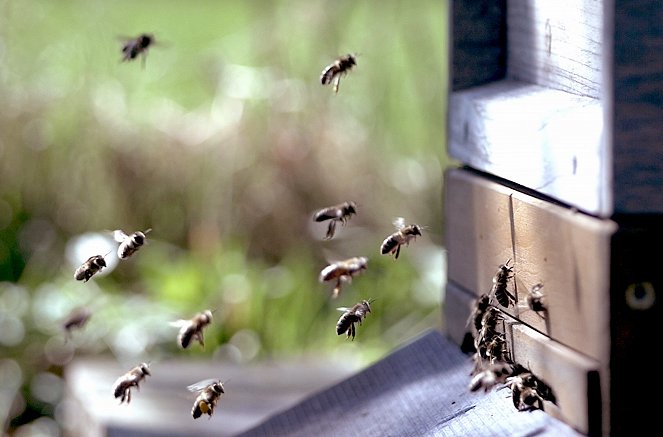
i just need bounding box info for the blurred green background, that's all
[0,0,448,434]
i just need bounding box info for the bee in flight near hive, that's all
[188,379,226,419]
[113,228,151,259]
[120,33,155,67]
[170,309,213,349]
[490,259,515,308]
[380,217,423,260]
[526,282,547,315]
[319,256,368,298]
[469,361,514,393]
[74,253,109,282]
[313,201,357,240]
[112,362,151,405]
[62,307,92,342]
[336,299,374,341]
[320,53,357,94]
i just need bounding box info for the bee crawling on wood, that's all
[62,307,92,341]
[380,217,423,260]
[319,256,368,298]
[188,379,226,419]
[112,362,151,405]
[469,361,514,392]
[490,259,516,308]
[313,201,357,240]
[170,309,213,349]
[320,53,357,94]
[506,366,557,412]
[113,228,151,259]
[74,253,109,282]
[120,33,155,67]
[336,299,374,340]
[466,293,491,339]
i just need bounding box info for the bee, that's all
[469,361,514,392]
[313,201,357,240]
[112,362,150,405]
[475,306,503,358]
[336,299,373,340]
[113,228,151,259]
[188,379,226,419]
[380,217,423,260]
[62,307,92,341]
[466,293,491,338]
[74,254,108,282]
[491,259,516,308]
[320,53,357,94]
[170,309,213,349]
[120,33,155,66]
[506,366,557,411]
[526,283,547,314]
[319,256,368,298]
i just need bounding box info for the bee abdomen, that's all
[320,66,336,85]
[380,236,399,255]
[336,315,354,335]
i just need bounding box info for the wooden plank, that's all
[505,322,603,436]
[444,168,616,362]
[609,1,663,213]
[448,79,606,215]
[452,0,506,90]
[443,281,478,349]
[507,0,603,99]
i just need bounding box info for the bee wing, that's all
[113,230,129,243]
[336,307,350,312]
[187,378,218,393]
[169,319,189,328]
[392,217,406,230]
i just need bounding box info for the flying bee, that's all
[319,256,368,298]
[188,379,226,419]
[62,307,92,341]
[170,309,213,349]
[380,217,423,260]
[526,283,547,314]
[320,53,357,94]
[113,228,151,259]
[336,299,374,341]
[74,253,108,282]
[491,259,516,308]
[120,33,155,66]
[313,201,357,240]
[112,362,150,405]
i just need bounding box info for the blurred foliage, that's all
[0,0,448,434]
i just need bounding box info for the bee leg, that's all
[395,245,401,260]
[333,76,341,94]
[325,221,336,240]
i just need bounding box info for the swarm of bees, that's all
[313,201,357,240]
[320,53,357,94]
[188,379,226,419]
[465,261,557,414]
[380,217,423,260]
[170,309,214,349]
[319,256,368,298]
[336,299,373,340]
[112,362,151,405]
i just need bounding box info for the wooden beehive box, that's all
[444,1,663,436]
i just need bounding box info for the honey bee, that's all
[319,256,368,298]
[469,361,514,392]
[112,362,150,405]
[113,228,151,259]
[506,366,557,411]
[336,299,373,340]
[188,379,226,419]
[526,283,547,314]
[490,259,515,308]
[313,201,357,240]
[475,306,503,358]
[62,307,92,341]
[380,217,423,260]
[320,53,357,94]
[466,293,491,338]
[170,309,213,349]
[74,254,108,282]
[120,33,155,66]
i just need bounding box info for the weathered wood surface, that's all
[452,0,506,90]
[241,330,584,437]
[507,0,603,98]
[443,168,615,362]
[63,356,359,437]
[448,80,605,215]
